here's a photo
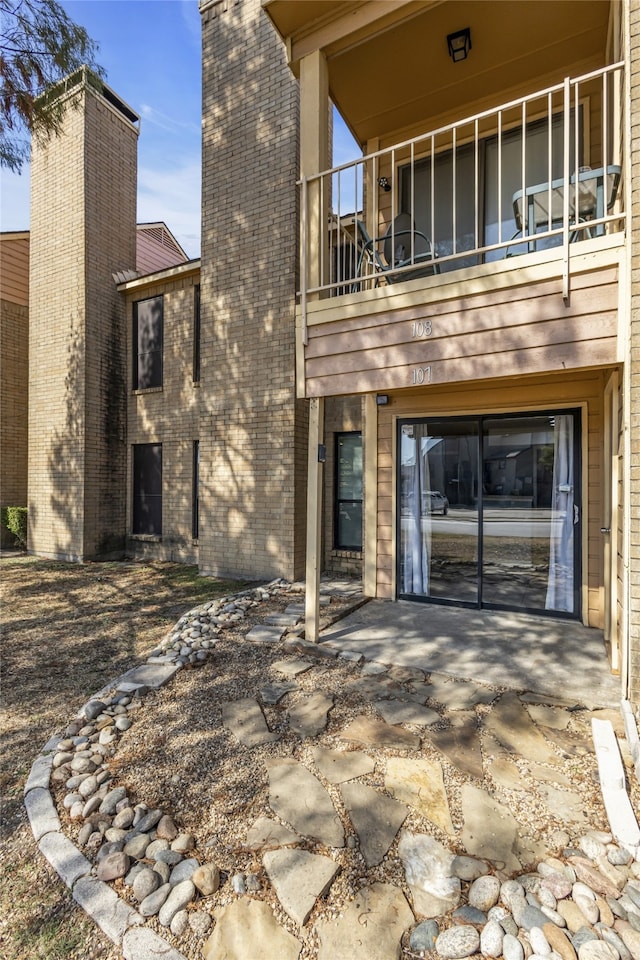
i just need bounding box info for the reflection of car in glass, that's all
[423,491,449,515]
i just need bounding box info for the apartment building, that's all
[262,0,640,702]
[10,0,639,702]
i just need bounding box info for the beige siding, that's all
[373,369,612,631]
[0,234,29,305]
[304,259,620,397]
[628,0,640,701]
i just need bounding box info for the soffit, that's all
[265,0,611,148]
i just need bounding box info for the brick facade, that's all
[28,72,137,560]
[198,0,308,581]
[124,268,202,563]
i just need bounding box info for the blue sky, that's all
[0,0,359,259]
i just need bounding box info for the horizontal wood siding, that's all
[374,369,613,631]
[305,265,618,397]
[0,235,29,306]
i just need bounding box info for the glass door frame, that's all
[395,408,582,619]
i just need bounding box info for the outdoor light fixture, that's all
[447,27,471,62]
[378,176,391,192]
[376,394,389,406]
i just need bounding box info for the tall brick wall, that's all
[28,73,137,560]
[199,0,307,581]
[628,0,640,700]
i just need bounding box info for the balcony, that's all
[299,63,624,313]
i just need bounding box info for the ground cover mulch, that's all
[0,555,247,960]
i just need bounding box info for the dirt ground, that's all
[0,555,247,960]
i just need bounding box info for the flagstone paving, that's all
[24,577,640,960]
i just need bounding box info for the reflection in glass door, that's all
[397,411,581,616]
[399,419,479,603]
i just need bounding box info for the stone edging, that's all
[23,579,299,960]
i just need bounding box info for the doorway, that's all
[397,410,582,617]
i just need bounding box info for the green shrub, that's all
[1,506,27,549]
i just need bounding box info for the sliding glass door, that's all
[397,411,581,616]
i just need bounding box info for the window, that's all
[192,440,199,539]
[335,432,363,550]
[193,284,201,383]
[132,443,162,535]
[133,295,163,389]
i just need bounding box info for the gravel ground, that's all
[0,556,246,960]
[2,556,635,959]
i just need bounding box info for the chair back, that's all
[383,212,430,268]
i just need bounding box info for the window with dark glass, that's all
[335,432,363,550]
[133,295,163,389]
[192,440,199,539]
[132,443,162,535]
[193,284,201,383]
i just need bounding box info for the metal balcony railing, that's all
[298,63,625,317]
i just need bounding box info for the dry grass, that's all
[0,555,247,960]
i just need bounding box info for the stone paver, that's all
[340,781,408,866]
[222,698,279,747]
[460,784,522,874]
[423,674,497,710]
[260,681,299,704]
[426,712,484,778]
[311,746,376,784]
[263,848,340,925]
[339,715,420,750]
[115,662,180,691]
[245,817,300,850]
[315,883,413,960]
[245,624,286,644]
[288,693,333,737]
[203,899,302,960]
[485,692,560,765]
[267,758,344,847]
[271,658,313,678]
[385,757,454,836]
[373,698,440,727]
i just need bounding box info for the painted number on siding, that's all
[411,320,432,338]
[411,366,432,385]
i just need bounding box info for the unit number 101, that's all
[411,366,432,385]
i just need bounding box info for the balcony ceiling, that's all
[264,0,611,147]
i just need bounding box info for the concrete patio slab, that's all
[320,600,621,707]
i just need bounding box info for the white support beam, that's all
[305,397,325,643]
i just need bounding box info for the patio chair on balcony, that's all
[354,212,439,288]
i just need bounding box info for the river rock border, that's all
[23,579,296,960]
[23,577,640,960]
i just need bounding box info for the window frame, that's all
[193,284,201,384]
[192,440,199,540]
[132,442,163,536]
[334,431,363,551]
[132,294,163,391]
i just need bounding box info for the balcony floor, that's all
[320,599,620,708]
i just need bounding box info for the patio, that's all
[320,597,621,708]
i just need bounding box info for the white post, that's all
[305,397,325,642]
